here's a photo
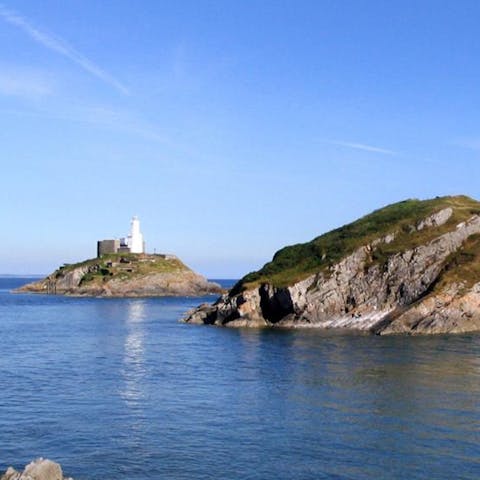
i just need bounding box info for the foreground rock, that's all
[184,196,480,335]
[1,458,73,480]
[17,253,222,297]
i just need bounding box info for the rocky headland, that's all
[184,195,480,335]
[17,253,222,297]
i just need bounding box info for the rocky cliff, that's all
[18,253,222,297]
[184,195,480,334]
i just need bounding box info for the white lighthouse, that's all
[97,217,146,257]
[127,216,144,254]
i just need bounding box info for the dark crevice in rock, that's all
[203,310,218,325]
[259,284,294,324]
[221,310,241,325]
[345,294,356,313]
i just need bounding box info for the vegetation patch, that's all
[434,233,480,293]
[61,254,190,286]
[231,195,480,293]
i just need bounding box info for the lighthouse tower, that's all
[127,216,144,253]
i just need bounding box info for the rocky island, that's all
[18,253,222,297]
[185,195,480,334]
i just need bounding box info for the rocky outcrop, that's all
[415,207,453,230]
[17,254,222,297]
[1,458,73,480]
[184,200,480,335]
[378,281,480,334]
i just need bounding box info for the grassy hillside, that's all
[56,253,190,286]
[232,195,480,293]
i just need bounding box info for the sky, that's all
[1,0,480,277]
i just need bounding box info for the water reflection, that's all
[3,279,480,479]
[228,329,480,469]
[237,328,263,365]
[121,300,147,407]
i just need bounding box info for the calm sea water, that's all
[0,277,479,479]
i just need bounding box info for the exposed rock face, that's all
[1,458,73,480]
[184,200,480,335]
[415,206,453,230]
[17,254,222,297]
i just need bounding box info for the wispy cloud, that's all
[79,105,171,143]
[0,63,57,100]
[0,66,54,98]
[0,103,219,172]
[0,103,181,149]
[323,140,397,156]
[0,4,129,95]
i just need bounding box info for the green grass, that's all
[57,253,190,285]
[231,195,480,293]
[433,233,480,293]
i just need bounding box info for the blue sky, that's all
[1,1,480,277]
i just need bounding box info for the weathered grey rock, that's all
[184,213,480,335]
[1,459,73,480]
[380,282,480,334]
[415,207,453,231]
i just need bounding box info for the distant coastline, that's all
[0,274,45,278]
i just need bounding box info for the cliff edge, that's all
[17,253,222,297]
[184,195,480,334]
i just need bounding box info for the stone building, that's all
[97,216,145,257]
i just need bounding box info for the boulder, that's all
[1,459,73,480]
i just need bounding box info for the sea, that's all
[1,277,479,479]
